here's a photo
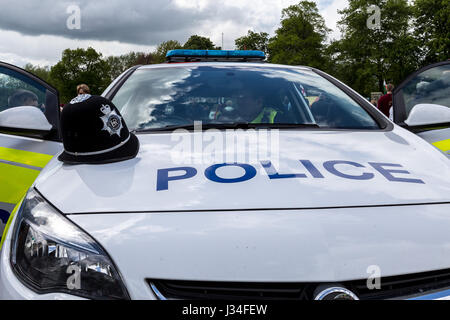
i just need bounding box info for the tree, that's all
[24,64,52,84]
[235,30,269,54]
[105,51,162,80]
[268,1,331,68]
[105,52,142,80]
[413,0,450,65]
[183,35,216,50]
[134,52,158,65]
[330,0,420,96]
[155,40,183,63]
[50,47,110,103]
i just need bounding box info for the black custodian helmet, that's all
[58,95,139,164]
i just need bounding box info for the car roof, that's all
[137,62,314,72]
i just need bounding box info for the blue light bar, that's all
[166,49,265,60]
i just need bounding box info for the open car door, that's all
[0,62,63,244]
[392,61,450,158]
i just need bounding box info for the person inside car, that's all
[310,92,335,126]
[233,91,288,124]
[8,89,40,108]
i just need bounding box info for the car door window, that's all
[0,66,59,131]
[398,64,450,119]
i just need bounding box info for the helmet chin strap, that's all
[63,133,130,156]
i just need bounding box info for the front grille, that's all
[345,268,450,300]
[149,279,315,300]
[148,268,450,300]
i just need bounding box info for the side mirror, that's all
[0,106,52,131]
[404,103,450,127]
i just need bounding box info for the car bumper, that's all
[3,205,450,300]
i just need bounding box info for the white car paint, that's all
[35,126,449,214]
[405,103,450,127]
[0,106,53,131]
[1,123,448,299]
[66,203,450,299]
[1,62,450,300]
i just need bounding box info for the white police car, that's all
[0,50,450,300]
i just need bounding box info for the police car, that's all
[0,50,449,300]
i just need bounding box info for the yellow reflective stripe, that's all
[432,139,450,153]
[251,112,263,123]
[0,199,22,249]
[0,163,39,204]
[251,108,277,124]
[268,110,277,123]
[0,147,52,168]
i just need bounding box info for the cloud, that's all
[0,0,247,45]
[0,30,156,67]
[0,0,348,67]
[319,0,347,41]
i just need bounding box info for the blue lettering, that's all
[323,160,374,180]
[299,160,324,178]
[156,160,425,190]
[156,167,197,191]
[261,160,306,179]
[205,163,257,183]
[369,162,425,184]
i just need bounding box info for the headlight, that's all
[10,188,129,300]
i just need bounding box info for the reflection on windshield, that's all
[112,66,379,130]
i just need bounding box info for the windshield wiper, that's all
[135,122,319,132]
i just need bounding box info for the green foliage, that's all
[50,47,110,104]
[268,1,331,68]
[155,40,183,63]
[413,0,450,65]
[329,0,420,95]
[183,35,216,50]
[235,30,269,54]
[134,52,159,65]
[105,52,145,79]
[14,0,449,101]
[23,64,52,84]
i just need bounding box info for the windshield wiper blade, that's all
[136,122,319,132]
[136,122,251,132]
[262,123,320,128]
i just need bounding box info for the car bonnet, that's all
[35,126,450,214]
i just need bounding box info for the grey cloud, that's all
[0,0,246,45]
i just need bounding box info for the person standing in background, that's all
[370,98,377,107]
[69,84,91,104]
[377,83,394,117]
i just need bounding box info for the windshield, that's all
[112,65,379,130]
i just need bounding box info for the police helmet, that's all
[58,95,139,164]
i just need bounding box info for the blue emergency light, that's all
[166,49,266,62]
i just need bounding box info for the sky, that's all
[0,0,348,68]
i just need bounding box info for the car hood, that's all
[68,203,450,297]
[36,126,450,214]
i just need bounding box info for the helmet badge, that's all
[100,104,123,137]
